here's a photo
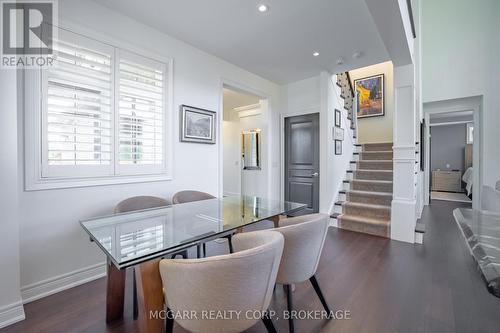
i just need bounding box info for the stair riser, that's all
[338,218,390,238]
[360,152,393,160]
[343,205,391,219]
[351,182,393,193]
[357,161,393,171]
[346,193,393,206]
[333,204,342,214]
[362,143,393,152]
[354,170,393,181]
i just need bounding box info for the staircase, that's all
[331,142,394,238]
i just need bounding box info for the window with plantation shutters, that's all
[117,50,166,174]
[32,27,171,187]
[42,30,114,178]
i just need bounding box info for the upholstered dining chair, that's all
[273,213,331,333]
[159,230,284,333]
[114,195,186,320]
[171,190,233,257]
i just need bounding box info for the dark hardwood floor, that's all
[3,200,499,333]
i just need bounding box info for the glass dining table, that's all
[80,195,306,332]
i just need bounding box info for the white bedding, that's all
[462,167,473,196]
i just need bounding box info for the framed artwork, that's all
[335,109,341,127]
[180,105,216,144]
[333,127,344,141]
[354,74,384,118]
[335,140,342,155]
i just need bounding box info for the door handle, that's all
[311,172,319,177]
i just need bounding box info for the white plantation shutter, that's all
[117,50,166,174]
[37,27,170,184]
[42,30,114,178]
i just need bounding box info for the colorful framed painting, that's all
[354,74,384,118]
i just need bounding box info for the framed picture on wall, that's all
[180,105,216,144]
[335,109,341,127]
[333,127,344,141]
[335,140,342,155]
[354,74,384,118]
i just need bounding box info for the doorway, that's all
[221,86,266,197]
[284,113,320,215]
[423,96,482,209]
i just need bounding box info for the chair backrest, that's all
[114,196,169,213]
[171,190,215,204]
[496,180,500,191]
[273,213,330,284]
[159,230,284,333]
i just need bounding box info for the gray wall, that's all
[430,123,466,179]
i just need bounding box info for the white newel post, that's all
[391,64,417,243]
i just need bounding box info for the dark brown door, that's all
[285,113,320,215]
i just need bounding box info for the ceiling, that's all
[223,88,260,112]
[92,0,390,84]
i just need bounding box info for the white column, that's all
[391,64,417,243]
[0,70,25,328]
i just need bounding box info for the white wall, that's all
[0,72,25,327]
[422,0,500,187]
[16,0,281,300]
[349,61,394,143]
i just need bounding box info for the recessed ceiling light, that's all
[336,57,344,65]
[313,51,320,57]
[258,4,268,12]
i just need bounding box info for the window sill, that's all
[25,173,173,191]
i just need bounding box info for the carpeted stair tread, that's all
[337,214,390,238]
[354,169,394,181]
[340,201,391,219]
[344,190,393,205]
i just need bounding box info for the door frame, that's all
[280,109,321,205]
[423,96,483,209]
[218,78,272,199]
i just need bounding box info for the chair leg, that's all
[133,268,138,320]
[226,234,234,253]
[196,244,202,258]
[309,275,331,314]
[202,243,207,257]
[261,312,277,333]
[285,284,294,333]
[165,307,174,333]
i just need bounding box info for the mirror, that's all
[242,129,261,170]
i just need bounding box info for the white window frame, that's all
[25,25,173,191]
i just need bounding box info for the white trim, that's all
[429,120,473,127]
[21,262,106,304]
[0,301,25,329]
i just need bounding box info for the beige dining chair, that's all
[273,213,331,333]
[171,190,233,257]
[114,195,186,320]
[159,230,284,333]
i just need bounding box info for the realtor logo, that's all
[1,0,57,68]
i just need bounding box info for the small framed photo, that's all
[335,109,341,127]
[335,140,342,155]
[180,105,216,144]
[333,127,344,141]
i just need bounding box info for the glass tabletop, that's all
[80,195,306,269]
[453,208,500,297]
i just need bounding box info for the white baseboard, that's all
[0,301,25,329]
[21,262,106,304]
